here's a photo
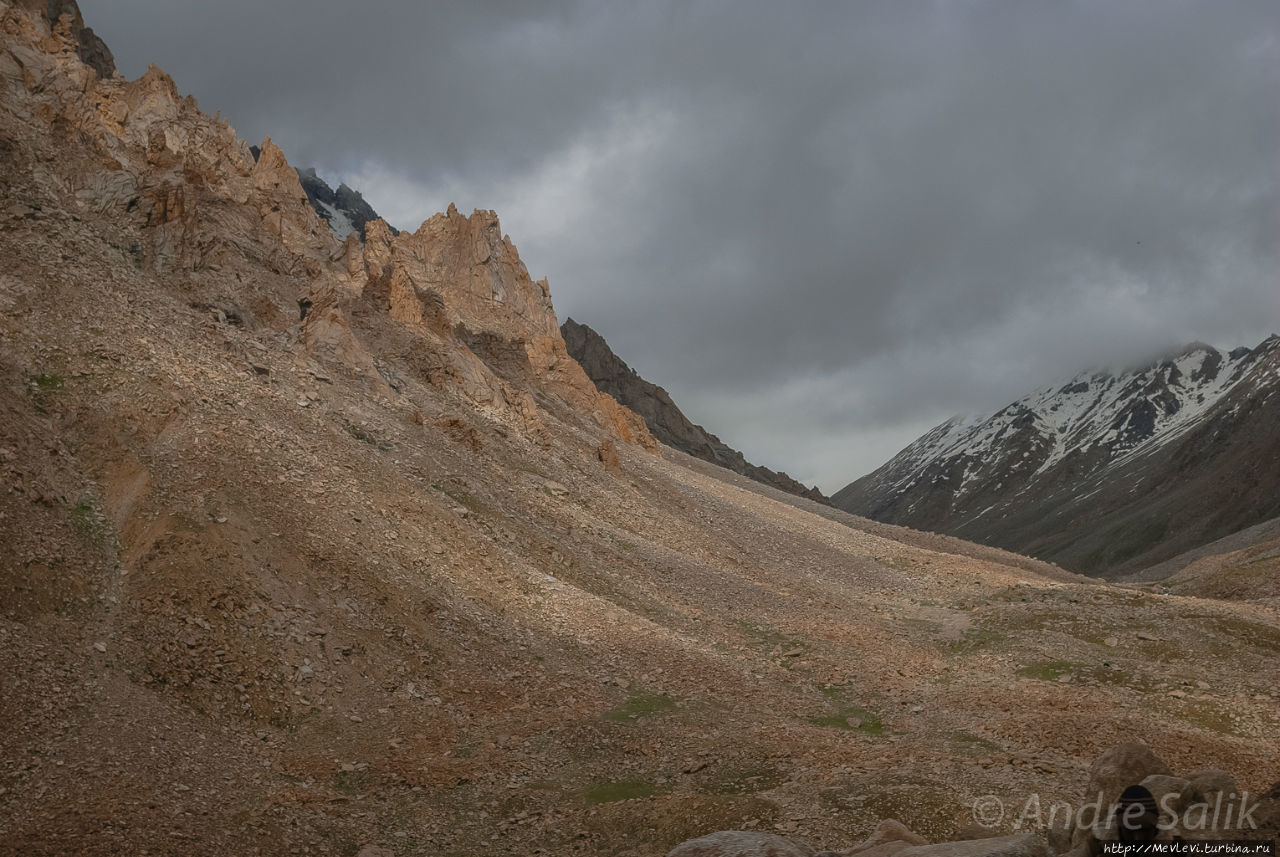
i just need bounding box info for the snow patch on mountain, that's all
[875,338,1278,500]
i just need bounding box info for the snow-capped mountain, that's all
[834,335,1280,577]
[295,167,392,241]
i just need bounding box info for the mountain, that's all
[294,165,392,241]
[562,318,828,502]
[834,337,1280,577]
[2,4,1279,854]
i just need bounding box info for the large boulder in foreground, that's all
[1071,742,1171,847]
[893,834,1047,857]
[668,830,816,857]
[836,819,930,856]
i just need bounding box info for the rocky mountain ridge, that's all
[834,337,1280,576]
[295,165,390,241]
[563,318,828,503]
[0,0,652,450]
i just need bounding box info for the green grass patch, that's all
[602,690,677,722]
[32,373,65,389]
[1206,617,1280,654]
[1176,701,1237,735]
[816,686,886,734]
[68,493,114,554]
[809,714,855,730]
[808,705,884,735]
[1015,658,1155,691]
[583,779,656,805]
[69,496,99,535]
[733,621,806,659]
[1016,659,1076,681]
[945,625,1008,654]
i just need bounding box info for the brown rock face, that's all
[32,0,114,77]
[597,436,623,473]
[383,203,560,341]
[347,209,655,448]
[0,0,651,452]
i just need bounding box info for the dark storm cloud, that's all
[87,1,1280,489]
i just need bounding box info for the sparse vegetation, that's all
[947,732,1002,753]
[1176,701,1237,735]
[68,493,114,555]
[946,625,1007,653]
[603,690,677,722]
[583,779,657,804]
[31,373,64,389]
[1016,660,1076,681]
[607,533,636,551]
[809,695,885,734]
[5,13,1280,852]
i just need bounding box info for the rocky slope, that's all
[2,4,1278,856]
[1121,515,1280,605]
[834,339,1280,577]
[563,318,828,503]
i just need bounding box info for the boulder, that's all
[842,819,929,854]
[1180,769,1238,809]
[831,842,915,857]
[1071,743,1171,847]
[597,436,623,473]
[1166,770,1247,841]
[895,833,1047,857]
[667,830,815,857]
[1253,781,1280,839]
[954,824,1006,842]
[1139,774,1189,822]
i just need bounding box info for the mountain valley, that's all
[1,4,1278,856]
[835,340,1280,578]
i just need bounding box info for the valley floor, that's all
[2,243,1278,854]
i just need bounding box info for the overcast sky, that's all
[88,1,1279,491]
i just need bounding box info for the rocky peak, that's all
[296,166,390,241]
[0,0,652,451]
[342,211,654,448]
[382,205,561,342]
[33,0,115,77]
